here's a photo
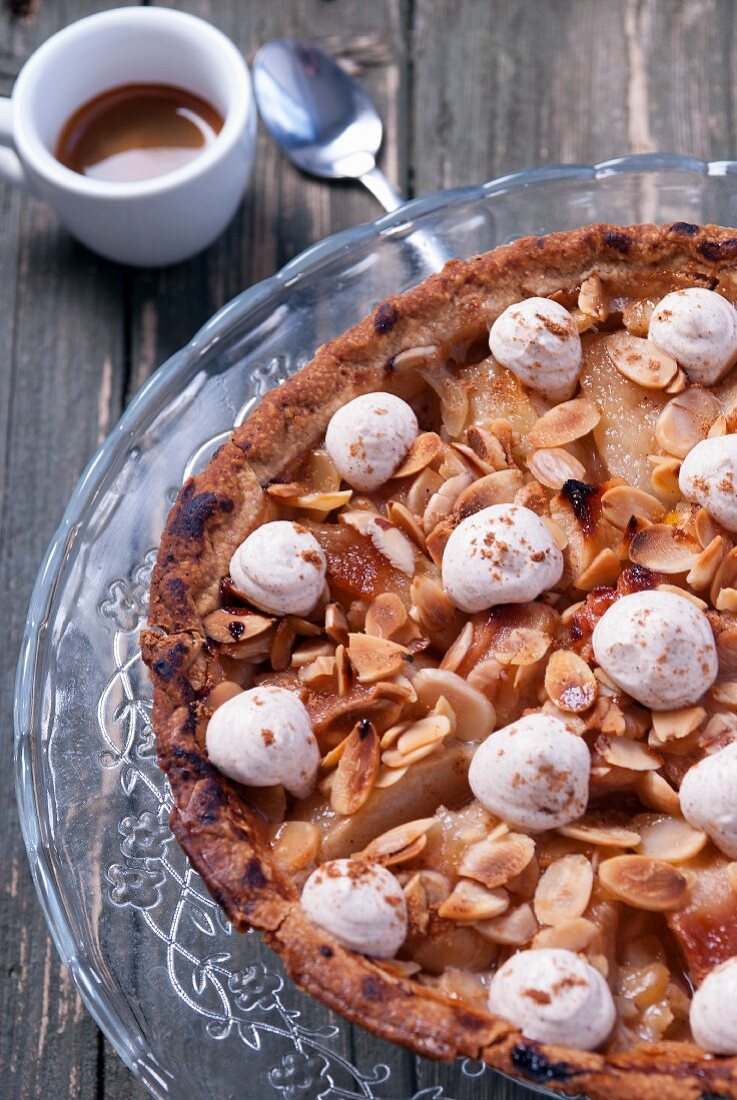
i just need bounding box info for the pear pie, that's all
[143,223,737,1099]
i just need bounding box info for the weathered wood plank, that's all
[0,3,139,1098]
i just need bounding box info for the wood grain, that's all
[2,1,737,1098]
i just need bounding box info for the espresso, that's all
[55,83,223,183]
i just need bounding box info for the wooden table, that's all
[1,1,734,1096]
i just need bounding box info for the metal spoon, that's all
[253,39,403,212]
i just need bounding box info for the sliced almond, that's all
[392,432,443,478]
[655,387,720,459]
[545,649,597,713]
[467,658,504,701]
[559,817,641,848]
[365,593,408,640]
[386,500,427,551]
[578,274,609,321]
[207,681,244,710]
[533,854,594,926]
[598,854,688,911]
[423,471,473,533]
[527,447,586,491]
[325,603,349,646]
[727,863,737,895]
[467,425,508,470]
[272,821,320,874]
[628,524,701,574]
[687,535,726,591]
[574,547,621,591]
[451,441,498,477]
[474,902,538,946]
[665,368,687,394]
[710,681,737,709]
[711,546,737,606]
[636,815,708,863]
[606,331,678,390]
[347,633,409,683]
[454,469,524,518]
[410,574,458,639]
[290,639,335,668]
[202,609,273,645]
[532,917,598,952]
[335,644,352,696]
[299,655,337,685]
[717,587,737,612]
[650,455,682,507]
[636,770,681,815]
[544,516,569,551]
[397,714,451,755]
[269,488,353,515]
[494,627,551,667]
[359,817,436,865]
[381,740,443,768]
[650,706,706,745]
[330,720,380,816]
[528,398,601,449]
[424,517,456,567]
[413,668,496,741]
[601,485,665,530]
[406,467,445,517]
[440,621,474,672]
[596,735,661,771]
[390,344,440,372]
[437,880,510,923]
[374,764,408,788]
[654,583,708,611]
[459,832,535,890]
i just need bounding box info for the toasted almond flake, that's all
[569,306,597,334]
[493,626,551,667]
[273,488,353,514]
[527,447,586,491]
[381,740,443,768]
[424,517,456,567]
[533,854,594,926]
[528,398,601,449]
[440,621,474,672]
[410,574,458,638]
[451,441,498,477]
[454,469,525,518]
[651,706,706,744]
[574,547,621,591]
[392,431,443,478]
[371,518,417,575]
[636,815,708,863]
[330,720,380,816]
[347,633,409,683]
[266,481,302,500]
[380,721,411,749]
[578,273,609,320]
[629,524,701,574]
[467,425,508,470]
[544,649,597,713]
[710,681,737,709]
[558,818,641,848]
[717,587,737,612]
[359,817,436,864]
[299,655,337,685]
[272,821,320,874]
[687,535,726,591]
[650,455,682,507]
[406,466,445,517]
[532,917,598,952]
[202,609,274,645]
[727,863,737,894]
[386,500,427,550]
[598,855,688,911]
[636,771,681,815]
[325,603,349,646]
[459,832,536,890]
[374,764,408,788]
[655,387,720,459]
[390,344,440,371]
[665,368,688,394]
[207,681,244,710]
[606,331,678,390]
[467,658,504,700]
[438,880,510,923]
[397,715,451,755]
[711,546,737,606]
[334,644,352,697]
[710,414,728,437]
[270,619,298,671]
[365,593,408,640]
[413,667,496,741]
[423,470,474,533]
[654,583,708,611]
[475,902,538,946]
[696,507,719,549]
[597,735,661,771]
[290,639,335,668]
[601,485,665,530]
[543,516,569,552]
[593,666,620,693]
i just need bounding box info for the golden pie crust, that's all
[142,223,737,1099]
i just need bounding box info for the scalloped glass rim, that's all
[14,153,737,1097]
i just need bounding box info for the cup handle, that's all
[0,97,30,189]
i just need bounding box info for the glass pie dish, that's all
[15,154,737,1100]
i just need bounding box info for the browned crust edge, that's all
[143,223,737,1100]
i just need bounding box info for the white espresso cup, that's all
[0,7,256,266]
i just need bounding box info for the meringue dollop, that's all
[679,434,737,532]
[489,297,583,401]
[230,520,326,616]
[690,957,737,1054]
[649,287,737,385]
[325,392,418,491]
[301,859,408,957]
[680,740,737,858]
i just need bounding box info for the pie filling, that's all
[198,272,737,1056]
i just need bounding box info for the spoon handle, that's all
[358,165,452,273]
[358,165,404,212]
